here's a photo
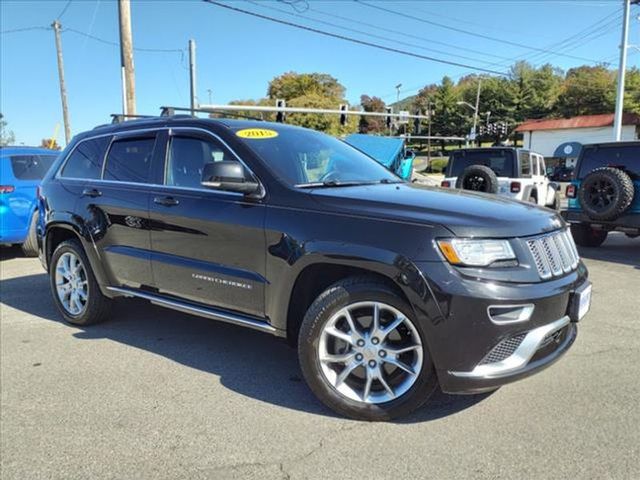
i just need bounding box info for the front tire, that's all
[50,239,113,325]
[298,276,437,421]
[570,223,608,248]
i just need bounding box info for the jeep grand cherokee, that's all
[37,116,591,420]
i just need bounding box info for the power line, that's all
[253,0,516,66]
[56,0,73,20]
[203,1,509,76]
[62,27,185,55]
[355,0,611,65]
[0,26,49,35]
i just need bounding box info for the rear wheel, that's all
[570,223,608,248]
[21,211,39,257]
[50,239,113,325]
[298,276,437,421]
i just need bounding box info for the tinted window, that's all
[10,154,57,180]
[520,152,532,177]
[579,145,640,178]
[448,150,515,177]
[104,137,155,183]
[166,136,236,188]
[239,127,398,186]
[60,137,110,179]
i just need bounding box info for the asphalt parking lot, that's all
[1,234,638,480]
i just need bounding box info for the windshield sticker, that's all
[236,128,278,139]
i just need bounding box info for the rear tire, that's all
[21,211,39,257]
[570,223,608,248]
[50,239,113,325]
[578,167,634,221]
[298,276,437,421]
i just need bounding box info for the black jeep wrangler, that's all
[38,115,590,420]
[564,141,640,247]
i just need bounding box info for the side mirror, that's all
[404,149,415,159]
[201,161,261,195]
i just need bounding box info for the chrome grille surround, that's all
[526,229,579,280]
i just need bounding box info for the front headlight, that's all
[436,238,516,267]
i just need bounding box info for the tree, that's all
[0,113,16,146]
[556,66,616,117]
[267,72,345,101]
[622,67,640,114]
[432,76,465,145]
[359,95,387,134]
[40,138,61,150]
[287,93,358,136]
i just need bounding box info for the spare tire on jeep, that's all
[455,165,499,194]
[578,167,634,221]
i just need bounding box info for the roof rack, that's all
[110,113,157,124]
[160,106,265,122]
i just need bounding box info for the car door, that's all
[147,128,266,318]
[75,131,160,289]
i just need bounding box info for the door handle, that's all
[153,196,180,206]
[82,188,102,198]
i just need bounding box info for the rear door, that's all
[147,128,266,317]
[76,131,160,288]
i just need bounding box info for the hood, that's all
[308,183,565,238]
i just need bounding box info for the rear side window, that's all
[10,154,57,180]
[520,152,532,177]
[104,137,156,183]
[60,137,110,179]
[579,145,640,178]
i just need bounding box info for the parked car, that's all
[563,141,639,247]
[441,147,561,210]
[0,146,59,255]
[549,165,574,182]
[344,133,415,181]
[37,116,590,420]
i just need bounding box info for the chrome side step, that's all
[106,286,277,335]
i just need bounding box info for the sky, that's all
[1,0,639,146]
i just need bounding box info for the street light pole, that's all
[613,0,633,141]
[472,77,482,146]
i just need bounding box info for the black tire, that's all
[455,165,499,194]
[21,210,39,257]
[570,223,608,248]
[49,239,113,325]
[578,167,634,221]
[298,276,438,421]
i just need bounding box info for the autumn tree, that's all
[359,95,387,134]
[0,113,16,146]
[40,138,61,150]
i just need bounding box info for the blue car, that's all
[344,134,416,181]
[1,147,59,255]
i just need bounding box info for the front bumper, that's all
[411,260,588,394]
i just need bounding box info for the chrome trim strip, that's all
[449,315,570,379]
[106,286,277,335]
[487,304,535,325]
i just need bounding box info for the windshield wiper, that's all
[379,178,404,184]
[296,180,373,189]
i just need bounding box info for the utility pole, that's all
[189,39,197,115]
[52,21,71,145]
[118,0,136,115]
[427,100,433,164]
[472,77,482,146]
[613,0,633,141]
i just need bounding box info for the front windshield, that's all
[448,149,515,178]
[237,127,401,187]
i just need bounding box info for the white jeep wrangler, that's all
[440,147,561,210]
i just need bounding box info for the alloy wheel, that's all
[318,301,423,404]
[55,252,88,315]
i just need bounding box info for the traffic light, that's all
[276,99,286,123]
[386,107,392,129]
[339,104,347,126]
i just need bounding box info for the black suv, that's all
[564,141,639,247]
[38,116,591,420]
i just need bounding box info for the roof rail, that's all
[110,113,156,124]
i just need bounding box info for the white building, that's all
[516,113,640,166]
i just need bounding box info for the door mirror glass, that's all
[201,161,260,194]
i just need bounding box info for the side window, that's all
[11,155,57,180]
[165,135,237,189]
[60,137,110,179]
[539,157,546,176]
[104,136,156,183]
[520,152,532,177]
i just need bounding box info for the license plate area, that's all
[569,282,592,322]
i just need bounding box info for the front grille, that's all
[526,229,579,280]
[479,333,527,365]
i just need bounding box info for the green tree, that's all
[556,66,616,117]
[287,93,357,136]
[267,72,345,101]
[359,94,387,134]
[432,76,465,147]
[622,67,640,114]
[0,113,16,146]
